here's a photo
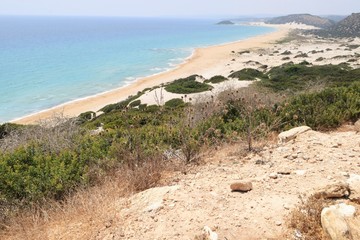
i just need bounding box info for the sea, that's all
[0,16,274,123]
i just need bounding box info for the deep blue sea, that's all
[0,16,274,123]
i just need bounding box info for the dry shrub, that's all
[0,115,82,153]
[0,148,180,240]
[0,174,127,240]
[288,194,333,240]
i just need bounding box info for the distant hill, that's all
[266,14,334,28]
[321,15,347,23]
[316,13,360,37]
[217,20,235,25]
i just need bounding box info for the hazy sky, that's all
[1,0,359,17]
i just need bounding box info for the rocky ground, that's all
[91,125,360,240]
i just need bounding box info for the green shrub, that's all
[165,75,213,94]
[77,111,95,123]
[228,68,267,80]
[129,99,141,108]
[204,75,228,84]
[278,82,360,130]
[260,63,360,91]
[165,98,185,108]
[0,144,87,202]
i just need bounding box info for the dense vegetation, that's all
[0,63,359,225]
[259,63,360,91]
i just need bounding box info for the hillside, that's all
[1,31,360,240]
[321,15,347,23]
[267,14,334,28]
[316,13,360,37]
[3,125,360,239]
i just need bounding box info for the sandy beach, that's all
[12,26,293,125]
[13,21,360,125]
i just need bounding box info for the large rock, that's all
[315,182,350,199]
[129,185,180,213]
[203,226,218,240]
[230,181,253,192]
[321,203,360,240]
[347,174,360,203]
[278,126,311,143]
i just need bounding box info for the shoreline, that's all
[12,25,290,125]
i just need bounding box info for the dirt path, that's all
[93,126,360,240]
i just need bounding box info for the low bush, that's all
[165,75,213,94]
[259,63,360,91]
[165,98,185,108]
[129,99,141,108]
[204,75,228,84]
[0,143,87,202]
[278,82,360,130]
[228,68,267,80]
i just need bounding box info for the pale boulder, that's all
[278,126,311,143]
[347,174,360,202]
[321,203,360,240]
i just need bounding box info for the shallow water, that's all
[0,16,274,122]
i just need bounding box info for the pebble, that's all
[230,181,253,192]
[269,173,278,179]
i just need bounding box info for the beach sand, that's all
[13,26,291,125]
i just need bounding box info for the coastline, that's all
[12,25,290,125]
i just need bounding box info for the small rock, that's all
[347,174,360,202]
[203,226,218,240]
[269,173,278,179]
[275,221,282,226]
[294,170,307,176]
[145,201,163,212]
[278,170,291,175]
[230,181,253,192]
[354,119,360,132]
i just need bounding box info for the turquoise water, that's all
[0,16,274,123]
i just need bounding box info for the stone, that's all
[277,170,291,175]
[321,203,360,240]
[316,182,350,199]
[275,221,282,226]
[278,126,311,143]
[347,174,360,203]
[269,173,278,179]
[203,226,218,240]
[354,119,360,132]
[145,201,163,212]
[294,170,307,176]
[230,181,253,192]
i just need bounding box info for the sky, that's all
[1,0,359,18]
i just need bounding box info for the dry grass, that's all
[287,194,333,240]
[0,153,184,240]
